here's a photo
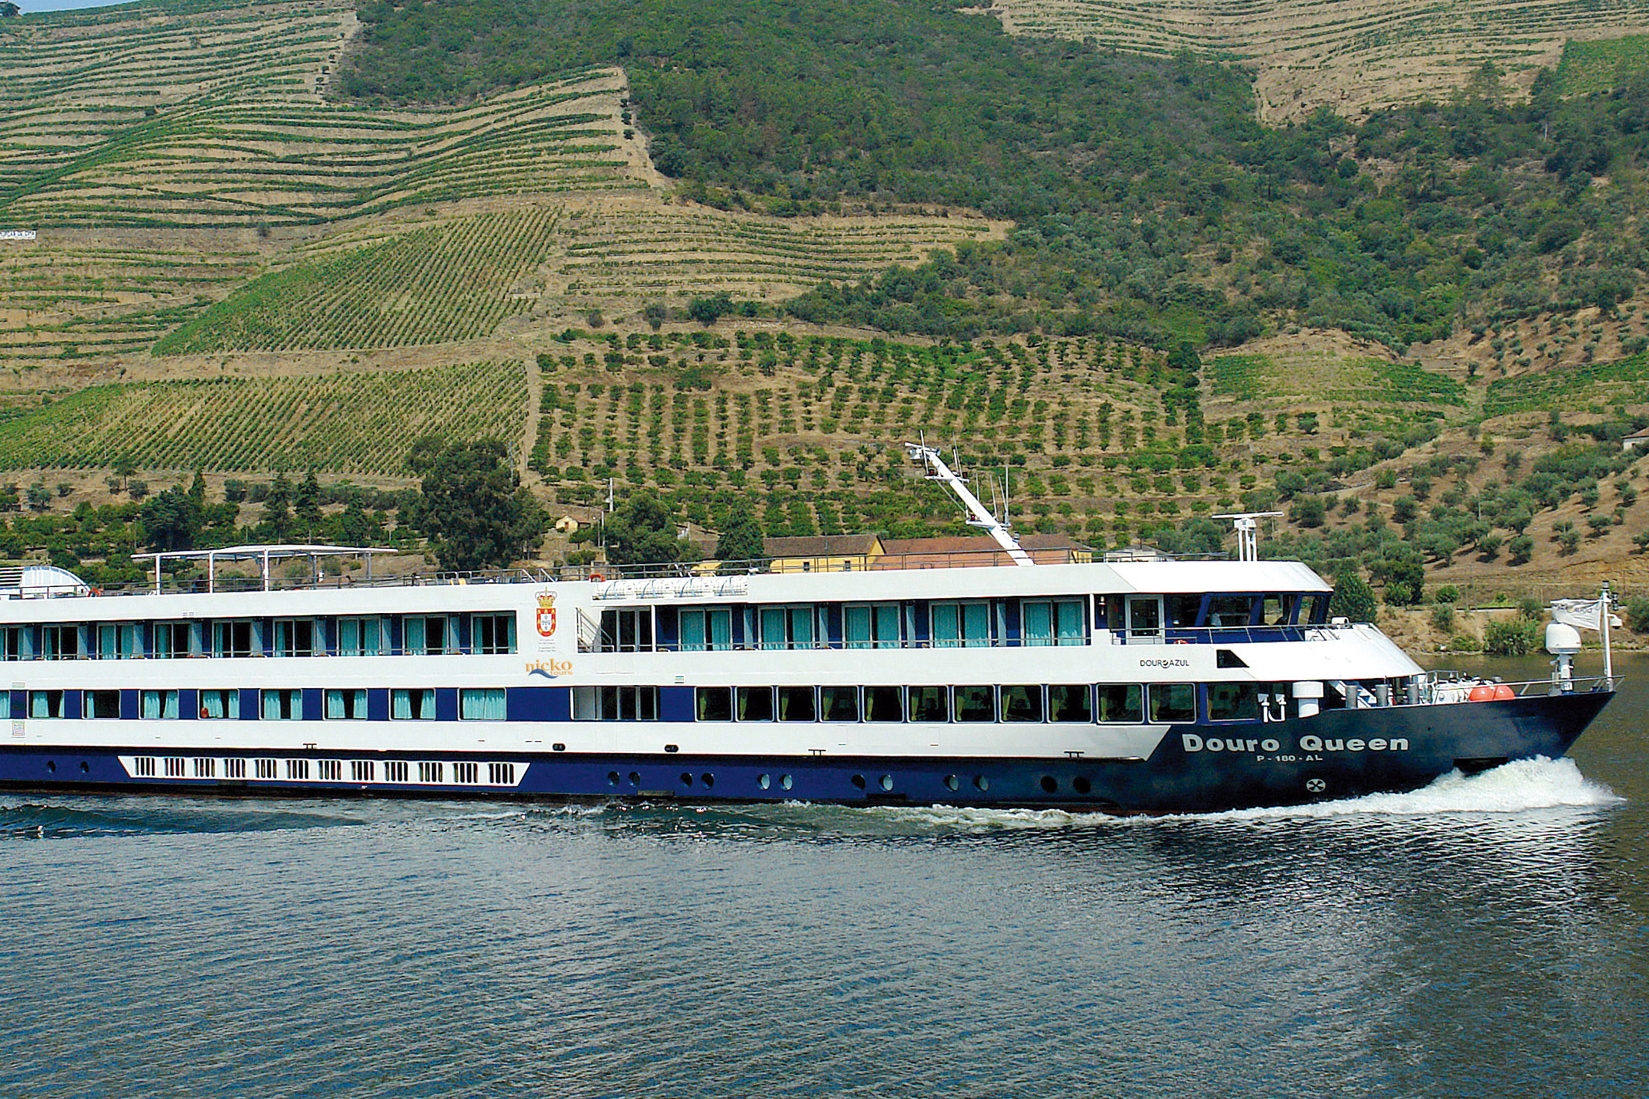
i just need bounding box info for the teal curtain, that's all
[760,607,787,650]
[461,688,506,720]
[708,609,732,650]
[844,606,872,649]
[874,604,900,648]
[1056,600,1085,645]
[931,604,960,648]
[1023,601,1053,646]
[961,602,990,647]
[680,611,706,651]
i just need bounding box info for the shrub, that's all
[1448,633,1483,653]
[1434,585,1459,604]
[1625,596,1649,635]
[1430,603,1455,632]
[1484,619,1540,655]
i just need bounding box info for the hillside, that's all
[0,0,1643,615]
[979,0,1649,121]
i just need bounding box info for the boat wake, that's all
[869,756,1621,832]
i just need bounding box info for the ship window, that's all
[29,690,64,718]
[572,685,658,721]
[212,620,255,658]
[286,759,309,780]
[1299,593,1329,625]
[0,625,25,660]
[40,624,83,660]
[488,762,515,785]
[819,686,859,721]
[472,613,516,655]
[758,606,818,650]
[863,686,903,722]
[272,617,313,650]
[83,690,120,718]
[1208,682,1263,722]
[254,758,278,779]
[352,760,376,782]
[598,608,653,653]
[198,690,238,720]
[1000,685,1043,722]
[736,687,774,722]
[1022,600,1086,646]
[153,621,193,658]
[953,685,994,722]
[418,761,444,783]
[1260,594,1297,626]
[845,603,902,649]
[1048,684,1092,723]
[141,690,179,719]
[907,686,949,723]
[453,762,480,785]
[164,757,186,778]
[384,760,409,782]
[679,608,733,652]
[317,760,342,781]
[325,689,368,720]
[337,617,383,656]
[695,687,732,721]
[391,688,435,720]
[776,686,816,721]
[1148,683,1196,723]
[95,623,140,660]
[224,758,246,779]
[932,602,993,648]
[261,689,302,720]
[0,692,8,719]
[1096,595,1125,632]
[1166,596,1201,629]
[403,615,452,656]
[133,756,156,777]
[1207,596,1255,628]
[459,688,507,721]
[1096,685,1143,723]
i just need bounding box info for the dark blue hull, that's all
[0,691,1614,813]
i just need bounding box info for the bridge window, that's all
[391,688,435,720]
[1260,595,1297,626]
[1022,600,1085,646]
[1299,593,1329,625]
[679,607,733,652]
[141,690,179,719]
[845,603,902,649]
[932,601,993,648]
[1206,596,1255,628]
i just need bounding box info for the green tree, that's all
[294,470,323,541]
[605,493,686,566]
[1328,568,1378,623]
[411,436,545,571]
[261,473,293,542]
[714,497,767,564]
[139,485,201,552]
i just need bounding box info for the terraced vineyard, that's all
[983,0,1649,119]
[0,360,527,475]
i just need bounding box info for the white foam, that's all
[863,756,1621,832]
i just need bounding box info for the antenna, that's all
[906,442,1034,566]
[1212,511,1284,562]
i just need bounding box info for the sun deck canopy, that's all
[132,544,397,593]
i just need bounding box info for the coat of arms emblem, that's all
[535,591,558,637]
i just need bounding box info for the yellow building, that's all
[763,535,885,574]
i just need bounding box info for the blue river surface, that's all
[2,655,1647,1099]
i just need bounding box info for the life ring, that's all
[1173,639,1189,645]
[589,572,605,582]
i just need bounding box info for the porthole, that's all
[680,772,694,787]
[608,771,620,787]
[664,744,680,754]
[552,743,566,752]
[878,774,893,792]
[780,774,793,791]
[701,773,715,789]
[758,773,771,790]
[943,774,959,792]
[1040,775,1058,794]
[79,761,89,774]
[46,761,56,774]
[973,775,989,792]
[851,774,866,790]
[1073,776,1092,795]
[628,771,641,787]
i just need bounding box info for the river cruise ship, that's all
[0,448,1617,813]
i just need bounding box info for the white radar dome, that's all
[1544,622,1582,656]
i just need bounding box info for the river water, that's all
[2,655,1646,1098]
